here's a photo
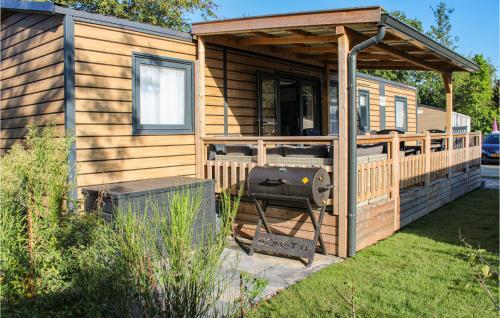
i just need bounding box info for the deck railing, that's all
[202,136,339,213]
[201,131,482,208]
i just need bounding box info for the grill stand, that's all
[248,193,327,267]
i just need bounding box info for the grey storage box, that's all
[81,177,216,243]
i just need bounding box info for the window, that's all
[132,53,194,134]
[328,80,339,135]
[395,96,407,131]
[257,72,321,136]
[358,90,370,133]
[259,74,279,135]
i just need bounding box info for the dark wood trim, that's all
[63,14,77,212]
[131,52,195,135]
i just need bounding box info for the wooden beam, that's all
[192,6,382,35]
[276,46,338,54]
[346,27,442,72]
[298,53,337,60]
[442,72,453,132]
[336,26,349,258]
[195,37,206,178]
[357,63,429,71]
[288,28,313,36]
[238,34,339,46]
[203,35,324,67]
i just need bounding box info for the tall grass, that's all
[0,124,72,301]
[112,187,242,317]
[1,125,245,317]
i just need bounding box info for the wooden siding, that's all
[1,13,65,154]
[357,77,417,133]
[73,22,197,194]
[417,105,446,132]
[204,45,323,136]
[203,49,417,136]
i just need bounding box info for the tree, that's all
[454,55,498,132]
[428,2,459,49]
[365,3,498,132]
[55,0,217,31]
[362,11,421,90]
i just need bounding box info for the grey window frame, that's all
[395,95,408,131]
[358,89,370,133]
[132,52,194,135]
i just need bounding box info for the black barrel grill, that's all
[246,166,333,267]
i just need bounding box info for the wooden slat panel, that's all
[78,165,195,187]
[2,51,64,80]
[2,15,63,50]
[76,135,194,149]
[1,100,64,119]
[77,145,195,161]
[78,155,195,174]
[1,75,64,99]
[75,22,196,55]
[2,33,63,68]
[1,63,64,90]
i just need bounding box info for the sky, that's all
[187,0,500,75]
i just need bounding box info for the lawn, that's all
[250,189,499,318]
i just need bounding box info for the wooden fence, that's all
[202,131,482,207]
[201,131,482,256]
[202,136,339,212]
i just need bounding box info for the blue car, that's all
[482,133,500,164]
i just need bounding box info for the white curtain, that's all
[396,100,406,129]
[139,64,185,125]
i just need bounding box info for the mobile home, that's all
[1,2,482,258]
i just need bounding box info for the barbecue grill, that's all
[246,166,333,267]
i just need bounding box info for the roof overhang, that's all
[1,0,54,13]
[192,6,382,35]
[1,1,192,42]
[192,7,479,73]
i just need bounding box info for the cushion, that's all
[225,145,253,156]
[265,146,285,157]
[284,145,329,158]
[357,144,384,157]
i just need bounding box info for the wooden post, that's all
[257,139,266,165]
[442,73,453,133]
[391,132,400,231]
[447,133,453,202]
[443,73,454,201]
[478,131,482,168]
[336,26,349,258]
[465,132,470,173]
[424,131,431,212]
[333,138,339,215]
[195,37,206,177]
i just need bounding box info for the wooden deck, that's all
[201,131,482,257]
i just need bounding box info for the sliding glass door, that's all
[257,71,321,136]
[257,73,279,135]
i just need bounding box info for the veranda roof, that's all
[192,6,479,73]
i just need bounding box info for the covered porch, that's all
[191,6,481,258]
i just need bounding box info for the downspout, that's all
[347,24,386,256]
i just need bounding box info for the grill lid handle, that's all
[318,185,334,193]
[261,178,288,186]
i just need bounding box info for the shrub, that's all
[0,125,246,317]
[0,124,72,302]
[111,187,242,317]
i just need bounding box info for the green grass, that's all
[250,189,499,318]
